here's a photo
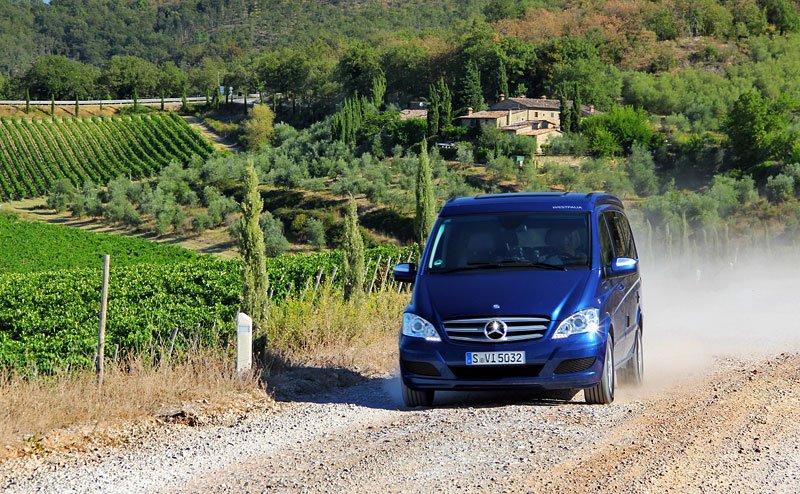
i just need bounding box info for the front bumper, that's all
[400,331,607,391]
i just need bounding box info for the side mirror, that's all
[606,257,638,277]
[393,263,417,283]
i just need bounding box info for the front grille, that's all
[554,357,596,374]
[442,317,550,343]
[449,364,544,379]
[401,360,441,377]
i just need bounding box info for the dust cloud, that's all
[639,247,800,389]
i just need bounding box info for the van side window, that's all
[598,215,614,267]
[607,212,636,259]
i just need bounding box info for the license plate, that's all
[465,351,526,366]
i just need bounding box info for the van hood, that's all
[414,269,594,323]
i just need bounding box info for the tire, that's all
[585,336,615,404]
[401,380,434,407]
[621,326,644,386]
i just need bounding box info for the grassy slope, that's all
[0,212,196,274]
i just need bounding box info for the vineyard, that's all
[0,212,197,274]
[0,216,416,370]
[0,112,214,200]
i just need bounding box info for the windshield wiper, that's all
[435,259,566,273]
[495,259,567,271]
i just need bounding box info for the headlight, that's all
[402,313,441,342]
[552,308,600,339]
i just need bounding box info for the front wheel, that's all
[585,337,615,404]
[401,380,434,407]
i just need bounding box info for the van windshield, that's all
[426,213,591,273]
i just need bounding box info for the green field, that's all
[0,212,197,273]
[0,112,213,200]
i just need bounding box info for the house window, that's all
[535,112,538,117]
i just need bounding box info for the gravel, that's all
[3,354,800,493]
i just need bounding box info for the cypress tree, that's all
[50,94,55,120]
[342,195,365,300]
[75,95,79,117]
[371,71,386,108]
[496,60,509,101]
[181,87,188,112]
[205,88,210,106]
[459,61,486,112]
[559,92,572,132]
[414,142,436,250]
[439,78,453,128]
[160,91,165,111]
[211,87,220,109]
[239,159,270,339]
[571,85,582,133]
[133,89,139,113]
[25,89,30,114]
[426,90,440,139]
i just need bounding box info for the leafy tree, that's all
[337,42,382,98]
[414,143,436,248]
[342,196,365,299]
[723,91,793,170]
[762,0,800,34]
[647,7,680,40]
[239,159,269,338]
[189,57,226,97]
[458,61,486,112]
[23,55,98,99]
[243,105,276,151]
[101,55,160,98]
[159,62,188,98]
[540,36,622,111]
[482,0,521,22]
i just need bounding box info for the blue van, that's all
[394,192,643,406]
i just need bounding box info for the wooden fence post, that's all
[368,254,382,293]
[96,255,110,389]
[380,256,392,292]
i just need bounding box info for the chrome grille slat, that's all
[442,316,550,343]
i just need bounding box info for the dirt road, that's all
[2,260,799,493]
[2,351,799,494]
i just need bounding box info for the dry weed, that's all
[0,349,263,459]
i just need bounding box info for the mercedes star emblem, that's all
[484,319,508,340]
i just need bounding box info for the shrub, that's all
[626,143,659,196]
[766,173,795,203]
[305,217,327,250]
[543,133,590,156]
[47,178,76,212]
[192,211,213,234]
[261,211,290,256]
